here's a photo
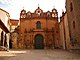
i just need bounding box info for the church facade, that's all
[11,7,60,49]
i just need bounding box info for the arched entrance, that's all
[34,34,44,49]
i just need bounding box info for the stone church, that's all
[11,6,60,49]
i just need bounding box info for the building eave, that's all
[0,8,9,15]
[0,19,9,33]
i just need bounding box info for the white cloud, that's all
[0,0,5,4]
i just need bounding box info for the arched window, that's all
[73,21,75,29]
[70,2,73,12]
[27,11,31,18]
[47,11,51,17]
[36,21,41,29]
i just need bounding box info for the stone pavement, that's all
[0,49,80,60]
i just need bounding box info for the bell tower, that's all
[20,8,26,18]
[52,8,58,18]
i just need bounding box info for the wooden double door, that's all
[34,34,44,49]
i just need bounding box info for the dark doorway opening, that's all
[1,31,3,46]
[34,34,44,49]
[9,39,12,49]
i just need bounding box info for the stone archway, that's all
[34,34,44,49]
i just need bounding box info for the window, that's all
[73,21,75,29]
[70,2,73,12]
[38,13,40,16]
[22,11,25,14]
[53,10,56,13]
[55,14,57,17]
[38,11,40,13]
[47,11,50,17]
[28,12,31,17]
[36,21,41,29]
[52,14,55,17]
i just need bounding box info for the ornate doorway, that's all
[34,34,44,49]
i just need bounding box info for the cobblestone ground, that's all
[0,49,80,60]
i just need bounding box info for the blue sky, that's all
[0,0,66,19]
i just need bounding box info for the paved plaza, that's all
[0,49,80,60]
